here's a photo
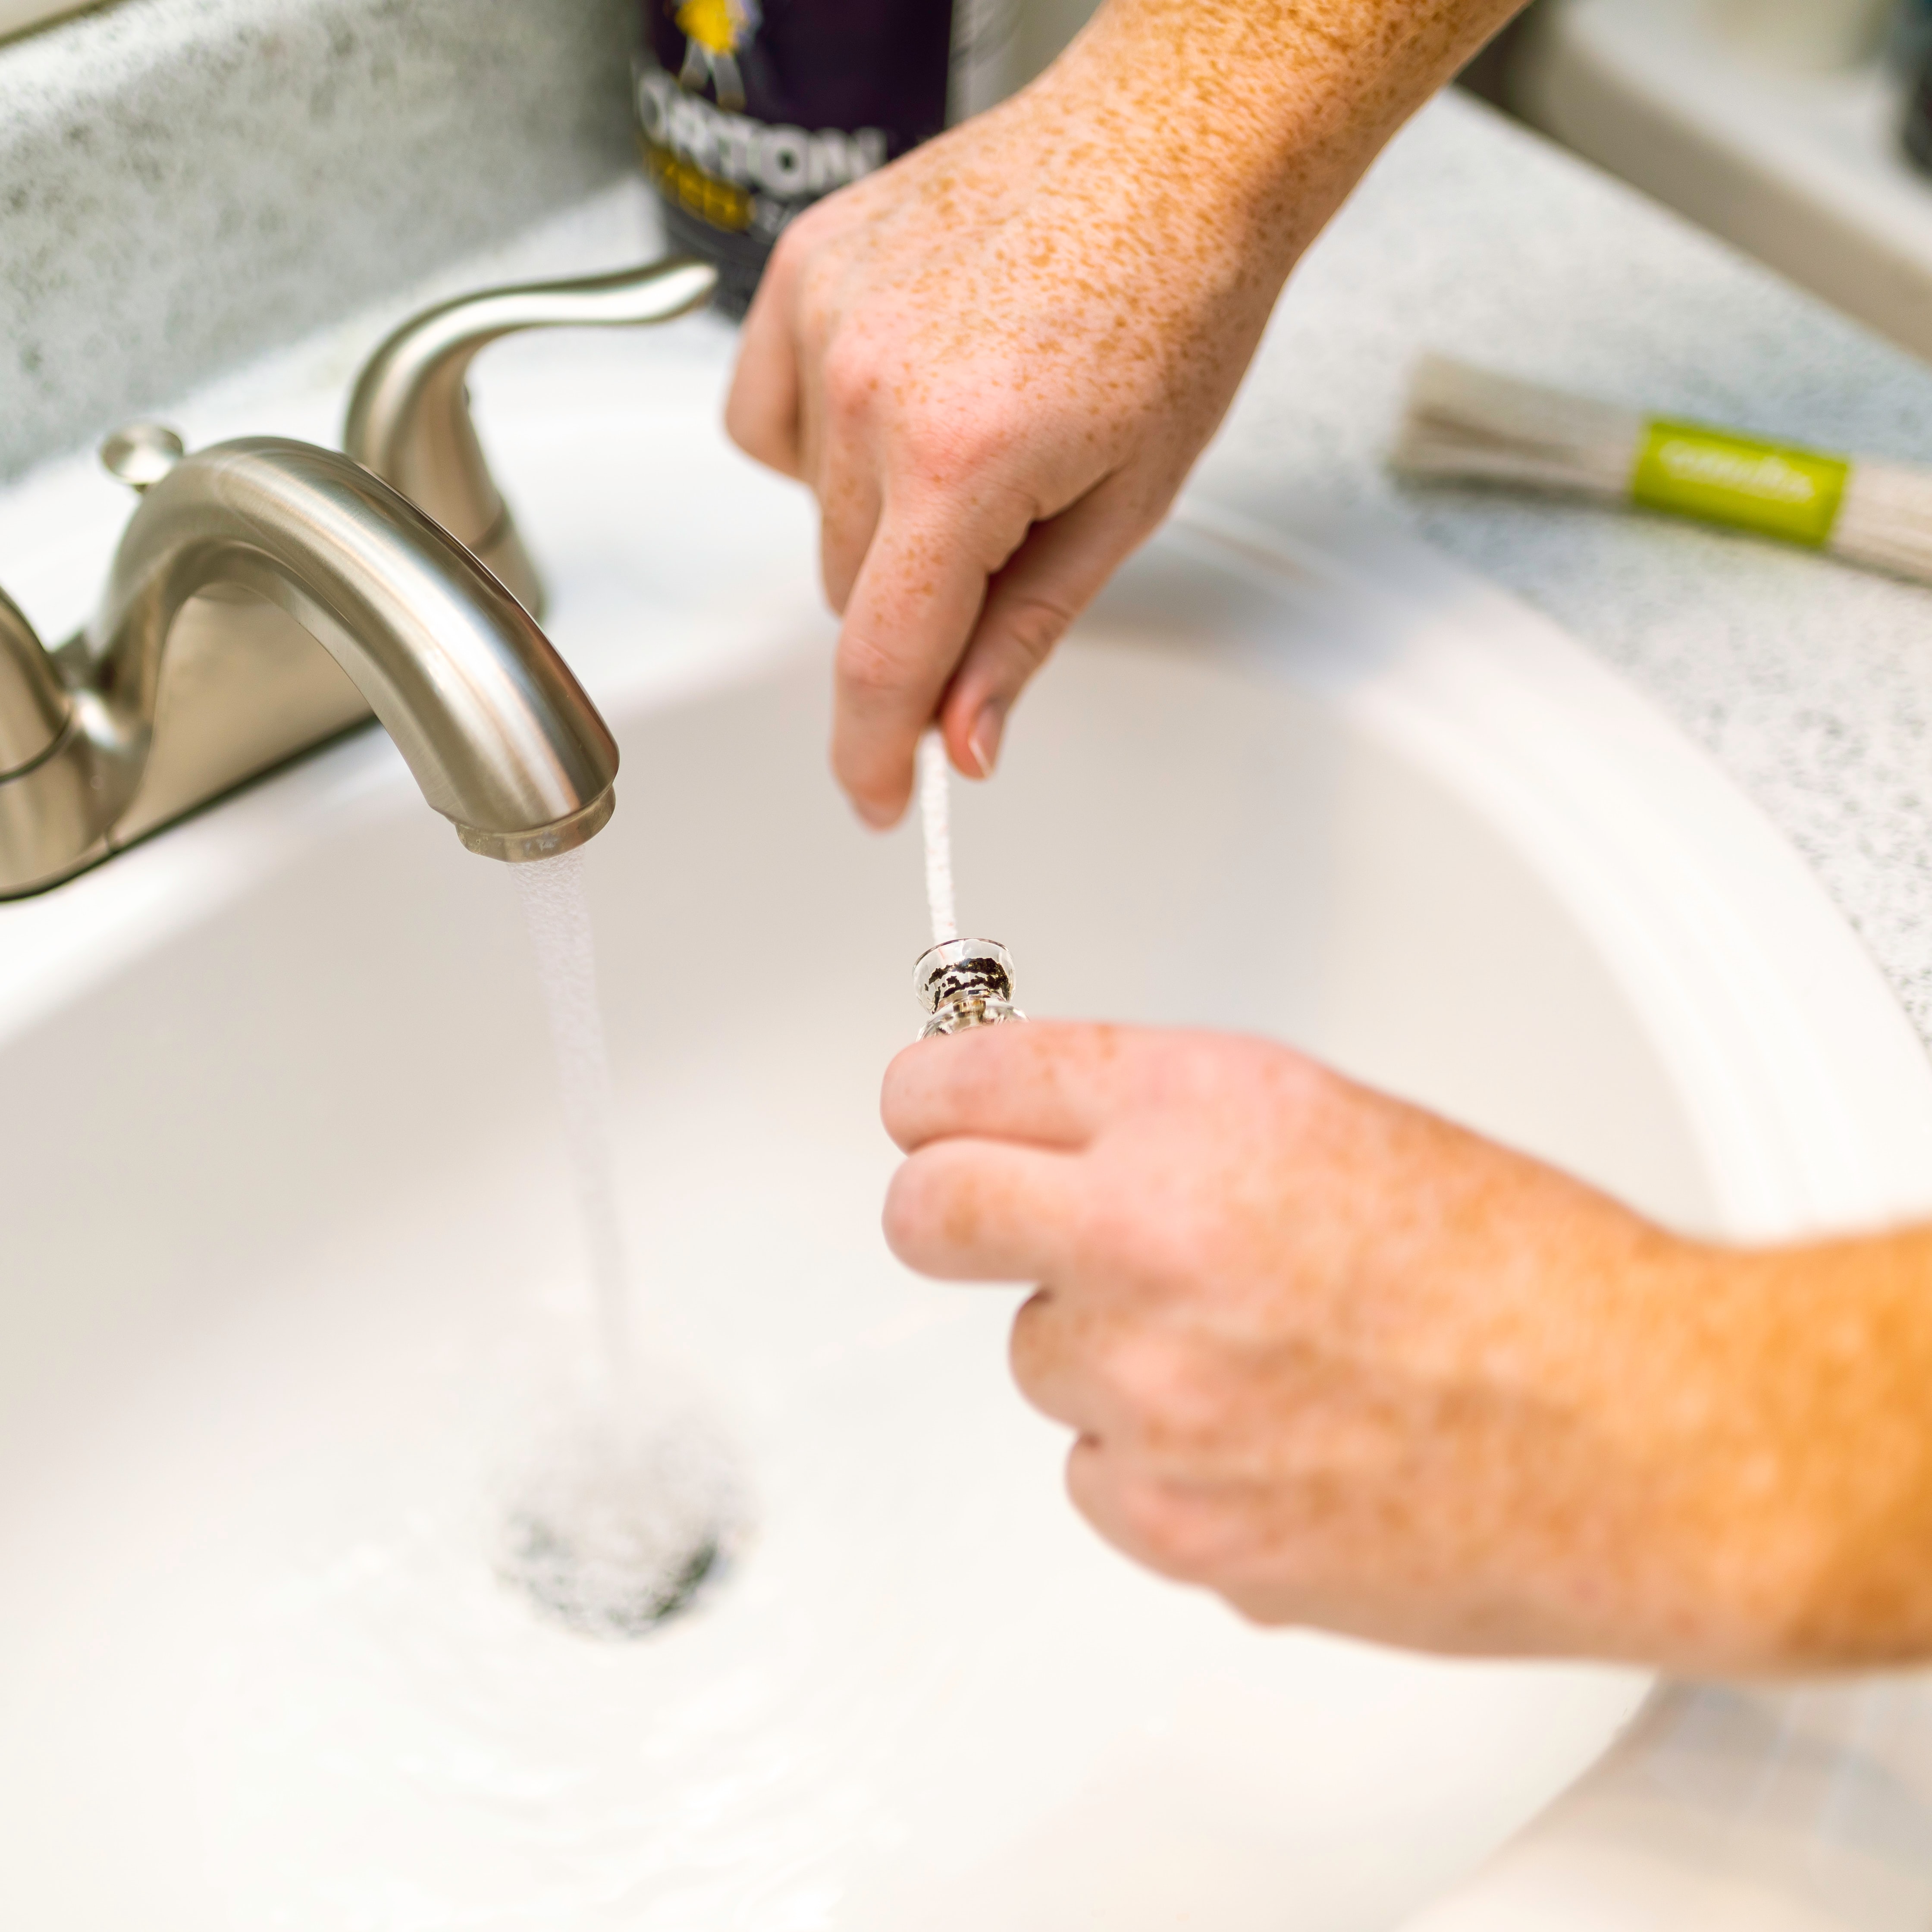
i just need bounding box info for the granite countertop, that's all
[5,34,1932,1052]
[0,0,633,480]
[1203,88,1932,1048]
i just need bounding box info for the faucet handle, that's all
[0,583,69,778]
[343,257,718,619]
[99,422,187,493]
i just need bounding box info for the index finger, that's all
[882,1021,1143,1155]
[831,487,1033,825]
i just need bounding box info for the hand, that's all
[725,66,1289,823]
[725,0,1525,825]
[881,1021,1932,1670]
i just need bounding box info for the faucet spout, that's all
[86,436,618,863]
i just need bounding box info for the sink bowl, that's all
[3,331,1931,1927]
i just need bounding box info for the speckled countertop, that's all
[6,38,1932,1054]
[0,0,632,479]
[1202,88,1932,1048]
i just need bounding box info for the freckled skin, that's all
[726,0,1527,823]
[882,1026,1932,1671]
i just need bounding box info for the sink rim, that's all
[1171,494,1932,1241]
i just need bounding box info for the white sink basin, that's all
[3,331,1931,1927]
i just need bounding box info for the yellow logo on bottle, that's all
[674,0,757,107]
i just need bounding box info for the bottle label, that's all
[1631,421,1849,548]
[635,0,953,310]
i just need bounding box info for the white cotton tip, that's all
[496,1399,747,1639]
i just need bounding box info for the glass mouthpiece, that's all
[914,937,1024,1038]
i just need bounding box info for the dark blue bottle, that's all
[636,0,991,317]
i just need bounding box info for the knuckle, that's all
[897,397,1024,492]
[834,629,910,707]
[990,590,1076,673]
[821,335,879,430]
[956,405,1028,476]
[838,645,912,722]
[893,409,961,482]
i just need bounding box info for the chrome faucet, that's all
[0,255,716,898]
[0,437,617,896]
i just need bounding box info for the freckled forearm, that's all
[1047,0,1529,264]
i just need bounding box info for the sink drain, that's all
[497,1406,746,1638]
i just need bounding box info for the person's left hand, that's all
[880,1020,1930,1671]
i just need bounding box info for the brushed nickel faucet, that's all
[0,256,716,898]
[0,437,617,896]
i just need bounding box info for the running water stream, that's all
[502,848,739,1635]
[511,850,634,1394]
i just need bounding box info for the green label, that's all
[1631,421,1848,547]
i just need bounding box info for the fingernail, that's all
[854,796,895,830]
[968,703,1006,779]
